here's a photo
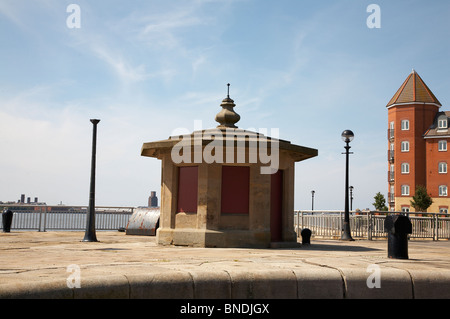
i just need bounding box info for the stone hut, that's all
[141,86,318,247]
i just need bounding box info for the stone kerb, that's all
[2,267,448,299]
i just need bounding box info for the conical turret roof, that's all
[386,69,441,108]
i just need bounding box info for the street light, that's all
[341,130,354,241]
[349,186,354,211]
[83,119,100,242]
[311,190,315,211]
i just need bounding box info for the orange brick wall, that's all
[426,138,450,198]
[388,103,440,211]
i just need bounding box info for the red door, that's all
[177,166,198,213]
[221,166,250,214]
[270,170,283,242]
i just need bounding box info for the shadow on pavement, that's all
[298,243,382,252]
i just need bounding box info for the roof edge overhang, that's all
[386,102,442,109]
[423,134,450,139]
[141,128,318,162]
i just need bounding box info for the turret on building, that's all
[387,70,449,213]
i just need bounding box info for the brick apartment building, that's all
[387,70,449,213]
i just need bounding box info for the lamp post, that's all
[349,186,354,211]
[311,190,315,211]
[83,119,100,242]
[341,130,354,241]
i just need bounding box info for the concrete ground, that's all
[0,231,449,299]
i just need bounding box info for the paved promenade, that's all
[0,231,449,299]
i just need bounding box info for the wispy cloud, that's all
[89,43,150,83]
[139,10,209,49]
[0,1,26,28]
[60,1,223,87]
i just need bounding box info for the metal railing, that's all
[388,128,394,140]
[3,204,450,241]
[388,171,394,182]
[388,150,394,163]
[295,210,450,241]
[0,205,134,231]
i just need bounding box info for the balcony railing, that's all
[388,128,395,140]
[388,171,395,182]
[388,192,395,203]
[388,150,394,163]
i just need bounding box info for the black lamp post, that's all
[341,130,354,241]
[83,119,100,242]
[311,190,315,211]
[349,186,354,211]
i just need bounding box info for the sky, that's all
[1,0,450,209]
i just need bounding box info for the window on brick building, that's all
[438,117,448,130]
[439,162,448,174]
[401,185,410,196]
[439,207,449,214]
[438,140,447,151]
[401,120,409,130]
[439,185,448,197]
[401,163,410,174]
[401,141,409,152]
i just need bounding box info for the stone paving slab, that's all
[0,231,450,299]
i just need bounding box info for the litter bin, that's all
[384,214,412,259]
[301,228,312,245]
[2,209,13,233]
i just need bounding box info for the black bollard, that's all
[301,228,312,245]
[384,214,412,259]
[2,209,13,232]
